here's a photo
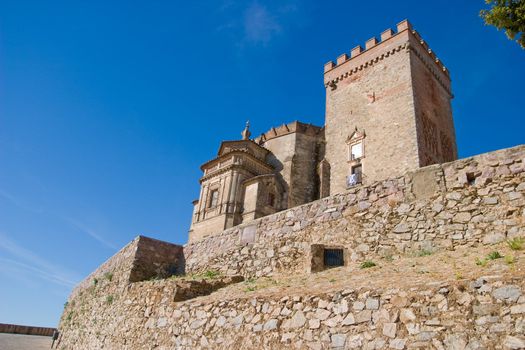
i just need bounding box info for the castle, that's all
[57,20,525,350]
[189,19,457,243]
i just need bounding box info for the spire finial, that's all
[241,120,251,140]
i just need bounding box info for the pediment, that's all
[346,128,366,144]
[217,140,269,159]
[217,140,253,157]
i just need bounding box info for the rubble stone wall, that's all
[185,145,525,277]
[58,273,525,349]
[69,236,183,300]
[58,145,525,350]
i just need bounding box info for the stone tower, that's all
[323,19,457,195]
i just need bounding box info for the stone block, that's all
[383,323,397,338]
[400,308,416,323]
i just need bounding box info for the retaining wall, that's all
[58,145,525,349]
[69,235,183,300]
[58,272,525,349]
[185,145,525,277]
[0,323,56,337]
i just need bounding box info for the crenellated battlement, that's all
[324,19,450,93]
[255,120,323,144]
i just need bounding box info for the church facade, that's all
[189,19,457,243]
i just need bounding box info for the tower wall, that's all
[259,121,323,208]
[261,131,295,208]
[289,131,323,206]
[409,31,457,165]
[324,20,456,195]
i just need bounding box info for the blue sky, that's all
[0,1,523,327]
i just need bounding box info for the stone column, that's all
[228,171,239,214]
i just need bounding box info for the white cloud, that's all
[65,217,119,251]
[0,232,81,289]
[0,188,44,214]
[0,187,118,250]
[216,1,309,47]
[243,2,282,45]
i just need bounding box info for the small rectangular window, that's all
[350,142,363,160]
[208,189,219,208]
[310,245,346,273]
[323,248,344,267]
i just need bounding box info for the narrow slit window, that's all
[267,193,275,206]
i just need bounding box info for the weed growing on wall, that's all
[104,272,114,282]
[507,237,524,250]
[360,261,376,269]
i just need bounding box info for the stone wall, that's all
[325,27,419,194]
[130,236,185,281]
[289,131,323,207]
[58,144,525,349]
[262,130,295,207]
[260,121,324,209]
[410,29,457,165]
[185,145,525,277]
[67,145,524,287]
[58,271,525,349]
[69,235,183,300]
[0,323,56,337]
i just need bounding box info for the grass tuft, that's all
[507,237,524,251]
[476,251,506,267]
[505,255,516,265]
[202,270,220,279]
[417,249,433,257]
[487,251,503,260]
[475,257,488,267]
[360,260,376,269]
